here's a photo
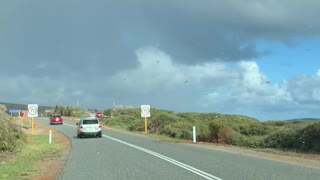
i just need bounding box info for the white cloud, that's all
[107,47,320,120]
[110,47,288,101]
[110,46,238,93]
[287,70,320,104]
[1,46,319,121]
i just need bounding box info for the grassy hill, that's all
[100,107,320,153]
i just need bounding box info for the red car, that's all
[50,115,63,125]
[96,113,103,118]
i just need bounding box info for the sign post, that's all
[141,105,151,134]
[144,117,147,134]
[28,104,38,135]
[32,117,34,135]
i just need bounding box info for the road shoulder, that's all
[23,121,71,180]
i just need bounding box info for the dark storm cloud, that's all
[0,0,139,78]
[130,0,320,63]
[1,0,320,76]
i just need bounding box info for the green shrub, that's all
[264,130,295,149]
[128,122,145,132]
[208,121,234,143]
[245,136,265,148]
[263,120,286,126]
[232,135,265,148]
[295,122,320,152]
[163,125,178,138]
[163,122,193,140]
[176,113,221,123]
[0,112,26,151]
[230,133,246,146]
[195,123,211,142]
[239,123,268,136]
[149,113,181,134]
[105,117,126,128]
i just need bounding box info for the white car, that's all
[76,116,102,138]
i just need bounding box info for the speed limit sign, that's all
[140,105,151,117]
[28,104,38,118]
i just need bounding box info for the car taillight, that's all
[99,125,102,128]
[80,126,83,129]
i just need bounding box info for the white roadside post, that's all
[193,126,196,143]
[49,130,52,144]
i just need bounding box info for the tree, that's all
[54,104,66,115]
[0,104,7,112]
[209,121,234,143]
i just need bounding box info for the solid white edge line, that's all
[63,122,223,180]
[104,134,223,180]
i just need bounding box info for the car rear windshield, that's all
[82,119,98,124]
[53,116,61,118]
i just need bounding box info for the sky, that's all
[1,0,320,121]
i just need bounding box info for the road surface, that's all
[35,117,320,180]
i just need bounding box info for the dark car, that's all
[50,115,63,125]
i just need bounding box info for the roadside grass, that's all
[254,147,320,156]
[105,124,320,157]
[101,121,189,143]
[58,116,320,156]
[0,135,61,180]
[147,133,189,143]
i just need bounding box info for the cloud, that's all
[286,71,320,104]
[1,45,319,120]
[1,0,320,76]
[109,46,238,93]
[136,0,320,62]
[1,1,320,120]
[107,47,319,120]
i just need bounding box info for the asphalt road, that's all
[36,117,320,180]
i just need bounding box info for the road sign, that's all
[28,104,38,118]
[141,105,151,117]
[9,109,20,113]
[9,109,20,117]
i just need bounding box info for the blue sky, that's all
[1,0,320,121]
[256,38,320,84]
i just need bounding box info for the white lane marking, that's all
[64,123,77,128]
[63,122,223,180]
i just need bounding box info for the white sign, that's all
[28,104,38,118]
[140,105,151,117]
